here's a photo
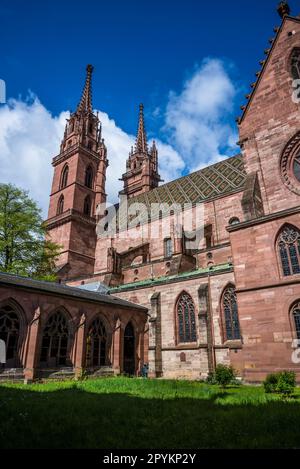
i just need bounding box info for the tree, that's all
[0,183,61,281]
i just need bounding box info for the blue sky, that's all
[0,0,297,214]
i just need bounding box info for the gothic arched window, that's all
[291,48,300,81]
[85,165,94,189]
[222,285,241,341]
[60,165,69,189]
[40,311,70,367]
[292,303,300,341]
[86,317,108,368]
[83,195,91,216]
[123,322,135,375]
[57,195,64,215]
[0,304,20,362]
[176,292,197,343]
[277,225,300,277]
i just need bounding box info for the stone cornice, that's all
[44,209,96,230]
[227,205,300,233]
[110,264,234,293]
[237,277,300,294]
[52,143,100,167]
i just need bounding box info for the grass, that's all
[0,377,300,448]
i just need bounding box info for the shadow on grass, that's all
[0,384,300,449]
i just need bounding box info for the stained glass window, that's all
[278,225,300,277]
[0,305,20,360]
[176,292,197,343]
[40,312,69,366]
[86,318,107,368]
[222,286,241,341]
[293,153,300,183]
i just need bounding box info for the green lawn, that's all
[0,377,300,448]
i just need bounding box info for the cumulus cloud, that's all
[0,96,67,216]
[165,58,238,171]
[0,58,238,216]
[0,98,184,216]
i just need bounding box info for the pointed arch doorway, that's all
[123,322,135,376]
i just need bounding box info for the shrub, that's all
[214,364,237,388]
[206,372,217,385]
[263,373,278,394]
[263,371,296,396]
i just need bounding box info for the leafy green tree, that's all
[0,183,61,281]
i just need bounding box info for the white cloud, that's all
[165,58,238,171]
[0,98,184,216]
[0,96,67,216]
[0,58,238,216]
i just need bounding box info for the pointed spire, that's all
[77,64,94,113]
[135,103,148,154]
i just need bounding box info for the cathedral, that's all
[1,2,300,383]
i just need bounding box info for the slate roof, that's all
[0,272,148,312]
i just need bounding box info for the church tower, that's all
[120,104,162,198]
[45,65,109,280]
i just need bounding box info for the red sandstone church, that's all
[1,1,300,383]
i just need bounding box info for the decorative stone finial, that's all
[277,1,291,18]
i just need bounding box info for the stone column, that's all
[150,292,162,377]
[198,284,215,374]
[74,313,86,379]
[137,324,144,376]
[24,307,41,383]
[112,318,121,375]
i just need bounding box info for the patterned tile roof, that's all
[132,154,244,205]
[116,155,246,227]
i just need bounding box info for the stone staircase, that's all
[87,366,115,378]
[38,367,75,381]
[0,368,25,382]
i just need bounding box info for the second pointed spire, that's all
[135,103,148,154]
[77,64,94,113]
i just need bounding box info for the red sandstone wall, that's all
[229,212,300,381]
[239,17,300,215]
[93,190,244,280]
[113,271,235,380]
